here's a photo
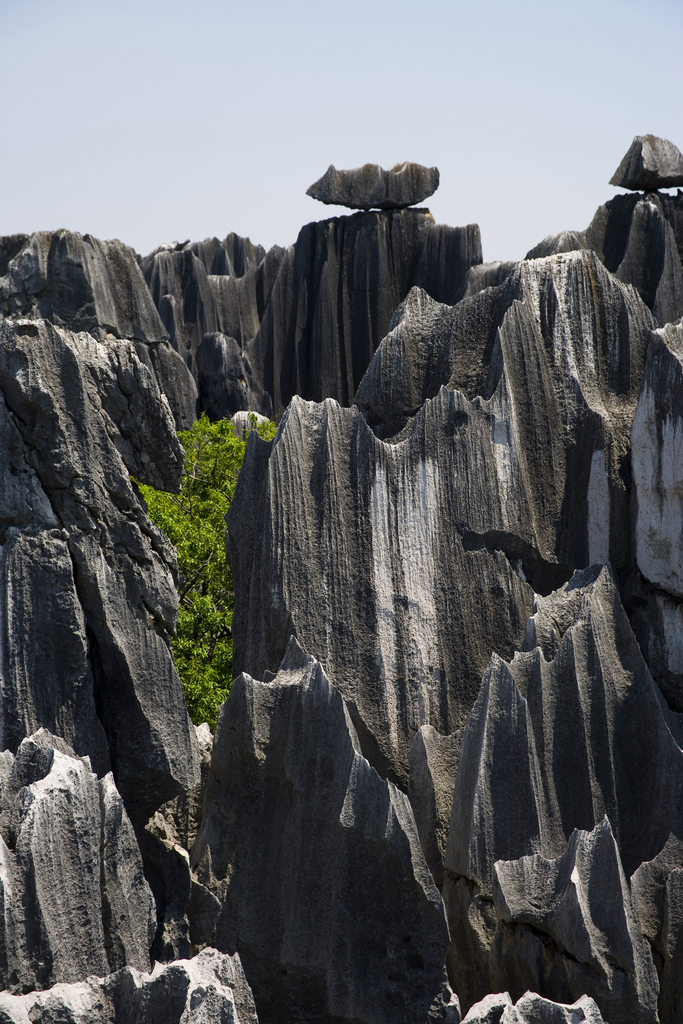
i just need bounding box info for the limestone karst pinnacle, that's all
[306,160,440,209]
[0,141,682,1023]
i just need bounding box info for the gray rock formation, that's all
[524,230,587,259]
[610,135,683,192]
[355,254,652,581]
[631,320,683,708]
[0,230,197,428]
[306,161,440,210]
[491,818,659,1024]
[0,947,258,1024]
[0,730,154,993]
[143,213,481,422]
[443,565,683,1011]
[631,834,683,1023]
[245,210,481,419]
[462,991,606,1023]
[0,318,200,819]
[460,261,516,299]
[409,726,462,888]
[191,638,453,1024]
[585,191,683,325]
[195,333,272,420]
[228,250,654,787]
[227,390,536,788]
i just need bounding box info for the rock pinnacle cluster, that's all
[0,135,682,1023]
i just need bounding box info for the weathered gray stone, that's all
[443,565,683,1010]
[0,318,200,819]
[229,410,270,439]
[0,731,154,993]
[586,192,683,326]
[195,333,272,421]
[191,638,452,1024]
[490,818,659,1024]
[0,947,258,1024]
[409,725,462,888]
[462,991,606,1023]
[227,391,535,787]
[229,245,655,786]
[631,834,683,1023]
[524,230,587,259]
[143,213,480,421]
[355,250,652,577]
[610,135,683,192]
[306,162,440,210]
[631,319,683,708]
[461,261,516,299]
[0,230,197,429]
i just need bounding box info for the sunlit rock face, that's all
[0,229,198,428]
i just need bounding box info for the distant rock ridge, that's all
[306,161,440,210]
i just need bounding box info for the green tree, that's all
[137,413,276,729]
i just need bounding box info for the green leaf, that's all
[136,412,276,729]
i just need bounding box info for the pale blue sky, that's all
[1,0,681,261]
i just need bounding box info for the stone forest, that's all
[0,134,682,1023]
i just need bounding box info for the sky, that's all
[1,0,681,262]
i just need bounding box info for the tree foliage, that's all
[137,413,276,728]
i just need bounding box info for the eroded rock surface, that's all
[491,818,659,1024]
[306,161,440,210]
[0,947,258,1024]
[462,991,606,1023]
[0,318,199,818]
[0,230,197,428]
[191,638,452,1024]
[0,730,154,993]
[443,565,683,1011]
[631,320,683,708]
[610,135,683,191]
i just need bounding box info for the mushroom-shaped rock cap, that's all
[306,161,439,210]
[610,135,683,191]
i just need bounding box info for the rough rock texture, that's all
[0,318,200,819]
[491,818,659,1024]
[409,725,462,888]
[462,991,606,1023]
[460,261,516,298]
[306,161,440,210]
[195,332,272,420]
[443,565,683,1012]
[143,213,481,422]
[227,391,535,788]
[355,254,652,577]
[0,730,154,993]
[0,947,258,1024]
[140,238,286,383]
[631,834,683,1023]
[631,320,683,708]
[610,135,683,191]
[524,231,587,259]
[191,638,453,1024]
[245,210,481,419]
[585,192,683,325]
[0,230,197,428]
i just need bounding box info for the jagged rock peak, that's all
[610,135,683,191]
[0,947,258,1024]
[306,161,439,210]
[462,991,607,1023]
[191,637,453,1024]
